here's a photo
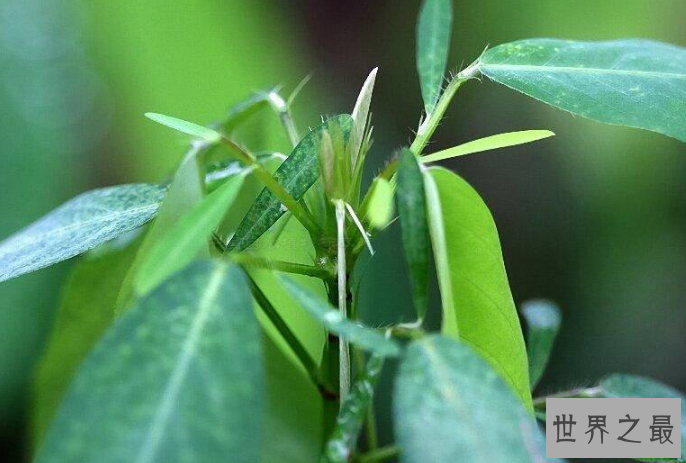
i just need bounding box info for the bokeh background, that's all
[0,0,684,461]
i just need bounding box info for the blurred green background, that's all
[0,0,684,461]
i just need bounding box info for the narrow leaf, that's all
[395,335,559,463]
[278,276,401,357]
[322,355,384,463]
[422,130,554,163]
[223,91,271,133]
[366,177,394,229]
[601,374,686,462]
[0,184,165,283]
[350,68,378,165]
[397,149,430,320]
[145,112,222,142]
[34,261,263,463]
[480,39,686,142]
[424,167,532,408]
[521,299,561,389]
[416,0,453,115]
[134,174,246,295]
[228,115,353,251]
[31,236,141,447]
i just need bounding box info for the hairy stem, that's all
[335,199,351,403]
[229,254,334,279]
[218,137,321,237]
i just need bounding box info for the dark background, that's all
[0,0,684,461]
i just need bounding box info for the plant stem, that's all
[268,91,300,148]
[335,199,351,403]
[533,386,603,409]
[356,445,400,463]
[247,274,333,396]
[229,254,334,279]
[218,137,321,237]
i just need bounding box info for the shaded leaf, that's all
[228,115,353,251]
[222,91,272,133]
[423,167,531,407]
[34,260,263,463]
[322,355,384,463]
[422,130,554,163]
[480,39,686,142]
[521,299,561,389]
[601,374,685,462]
[366,177,395,230]
[0,184,165,283]
[278,276,401,357]
[397,149,430,320]
[416,0,453,115]
[394,335,559,463]
[145,112,221,143]
[134,174,246,295]
[31,235,142,447]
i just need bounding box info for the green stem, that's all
[247,274,333,396]
[335,199,351,403]
[356,445,400,463]
[218,137,321,237]
[229,254,334,279]
[533,386,603,409]
[268,91,300,148]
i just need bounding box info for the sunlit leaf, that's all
[395,335,557,463]
[34,261,263,463]
[601,374,686,462]
[31,236,142,447]
[397,149,430,320]
[278,276,401,357]
[422,130,554,163]
[228,115,353,251]
[134,174,246,295]
[416,0,452,115]
[322,355,384,463]
[480,39,686,142]
[145,112,222,142]
[350,68,378,165]
[521,299,561,389]
[423,167,531,408]
[366,177,394,230]
[0,184,165,283]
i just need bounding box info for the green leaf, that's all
[422,130,554,163]
[416,0,453,115]
[394,335,558,463]
[479,39,686,142]
[31,235,142,447]
[600,374,686,462]
[223,91,272,133]
[145,112,222,143]
[115,146,208,313]
[0,184,165,283]
[521,299,561,389]
[278,276,401,357]
[322,355,384,463]
[134,174,246,295]
[350,68,377,165]
[228,115,353,251]
[423,167,532,408]
[366,177,395,230]
[34,260,263,463]
[397,149,430,320]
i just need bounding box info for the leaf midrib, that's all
[135,265,226,463]
[481,63,686,79]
